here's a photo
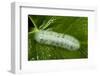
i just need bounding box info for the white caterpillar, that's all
[29,16,80,51]
[34,30,80,51]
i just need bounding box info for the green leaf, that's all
[28,15,88,61]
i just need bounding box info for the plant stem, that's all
[29,16,38,29]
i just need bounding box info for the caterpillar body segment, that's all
[34,30,80,51]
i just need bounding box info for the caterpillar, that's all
[34,30,80,51]
[29,16,80,51]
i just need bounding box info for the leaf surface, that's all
[28,15,88,60]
